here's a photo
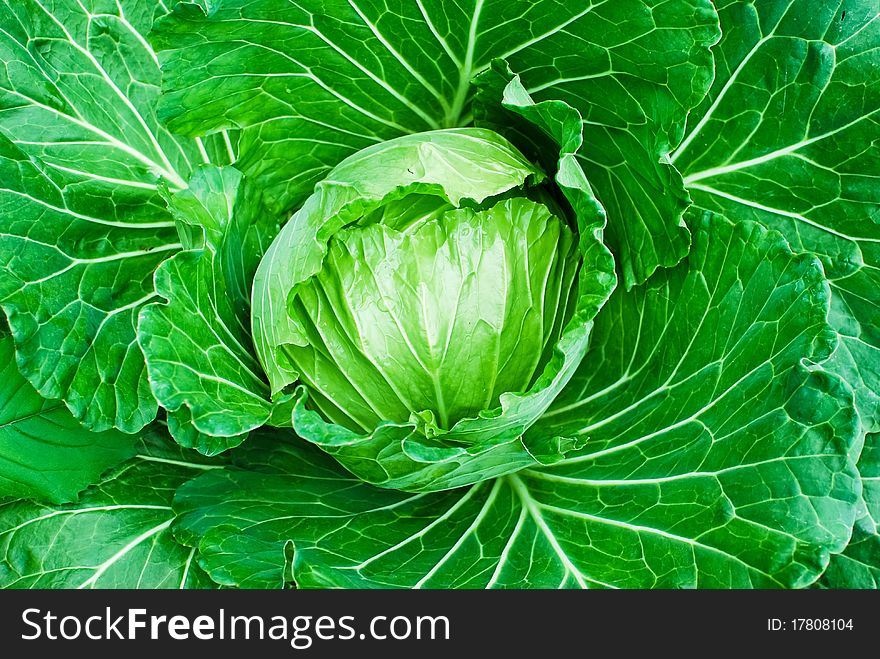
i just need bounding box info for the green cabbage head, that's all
[252,110,615,492]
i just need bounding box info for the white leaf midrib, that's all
[507,473,590,588]
[30,0,186,188]
[0,504,173,537]
[78,518,173,588]
[683,111,879,185]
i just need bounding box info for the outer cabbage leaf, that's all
[0,0,233,431]
[672,0,880,432]
[153,0,719,285]
[138,165,293,455]
[0,332,136,503]
[172,214,861,588]
[0,428,221,588]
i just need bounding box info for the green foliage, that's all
[0,0,875,589]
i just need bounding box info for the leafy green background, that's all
[0,0,875,589]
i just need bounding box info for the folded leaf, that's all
[0,333,136,504]
[138,165,292,454]
[0,428,221,589]
[818,431,879,587]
